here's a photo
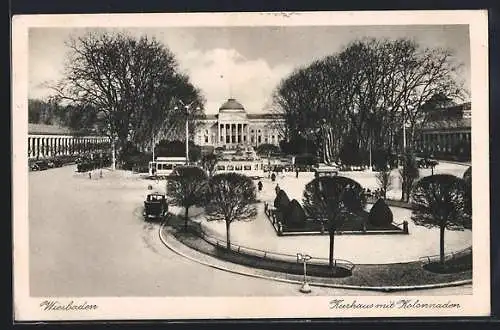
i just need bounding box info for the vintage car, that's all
[31,160,50,171]
[143,193,168,221]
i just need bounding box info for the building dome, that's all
[219,98,245,112]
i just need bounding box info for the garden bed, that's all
[265,208,406,236]
[166,223,472,287]
[172,228,353,278]
[423,252,472,274]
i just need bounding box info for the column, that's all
[217,124,220,146]
[40,138,44,157]
[237,123,241,144]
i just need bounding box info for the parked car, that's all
[143,193,168,221]
[31,160,50,171]
[417,158,439,169]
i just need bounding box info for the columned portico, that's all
[195,98,285,150]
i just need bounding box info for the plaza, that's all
[169,162,471,264]
[28,163,472,296]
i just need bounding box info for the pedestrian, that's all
[295,168,299,178]
[275,184,280,195]
[99,169,103,178]
[271,172,276,182]
[88,172,92,180]
[258,181,263,192]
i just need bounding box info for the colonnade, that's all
[28,135,110,159]
[416,130,471,156]
[218,122,251,146]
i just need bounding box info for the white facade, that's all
[195,98,285,149]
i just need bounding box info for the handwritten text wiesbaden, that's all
[40,300,98,311]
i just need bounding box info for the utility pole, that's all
[175,100,201,166]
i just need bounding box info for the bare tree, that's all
[376,168,393,199]
[166,166,208,231]
[205,173,258,250]
[272,37,467,162]
[53,32,204,169]
[303,176,366,269]
[411,174,471,264]
[399,151,419,202]
[201,153,218,177]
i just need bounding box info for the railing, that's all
[182,220,355,271]
[263,203,408,235]
[419,246,472,264]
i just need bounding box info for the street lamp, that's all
[175,100,201,165]
[297,253,312,293]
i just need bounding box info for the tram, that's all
[148,156,187,177]
[214,159,265,179]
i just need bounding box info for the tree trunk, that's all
[184,207,189,232]
[226,221,231,250]
[329,231,335,269]
[400,179,405,201]
[111,141,116,170]
[439,224,446,265]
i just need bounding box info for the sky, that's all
[29,25,470,114]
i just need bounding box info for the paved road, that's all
[28,166,471,297]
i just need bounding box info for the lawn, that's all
[167,222,471,288]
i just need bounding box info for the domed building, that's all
[195,98,285,150]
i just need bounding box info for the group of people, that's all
[363,188,385,200]
[88,169,104,180]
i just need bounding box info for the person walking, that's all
[258,181,263,192]
[295,168,299,178]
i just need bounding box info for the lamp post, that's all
[297,253,312,293]
[175,100,201,165]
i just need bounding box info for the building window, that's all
[244,165,252,170]
[258,136,261,143]
[265,138,268,143]
[217,165,225,171]
[226,136,230,143]
[205,136,209,143]
[243,136,247,142]
[235,165,242,171]
[251,129,254,133]
[251,137,254,143]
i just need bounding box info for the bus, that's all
[149,157,187,177]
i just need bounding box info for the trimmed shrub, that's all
[283,199,307,229]
[274,189,290,211]
[368,199,393,227]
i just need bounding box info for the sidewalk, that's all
[159,223,472,292]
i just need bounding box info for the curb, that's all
[158,222,472,292]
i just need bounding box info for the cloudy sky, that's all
[29,25,470,114]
